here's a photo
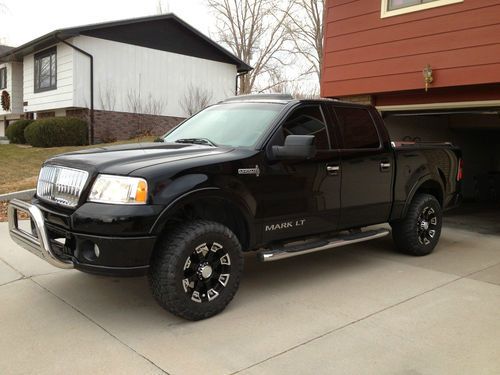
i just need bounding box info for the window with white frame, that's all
[388,0,435,11]
[381,0,463,18]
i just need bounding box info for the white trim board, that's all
[377,100,500,112]
[380,0,463,18]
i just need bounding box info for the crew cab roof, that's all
[220,94,371,108]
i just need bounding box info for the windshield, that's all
[163,102,285,148]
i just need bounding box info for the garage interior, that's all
[382,108,500,234]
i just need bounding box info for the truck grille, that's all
[37,165,89,207]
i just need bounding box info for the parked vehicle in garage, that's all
[8,94,462,320]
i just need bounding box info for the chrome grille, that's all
[37,165,89,207]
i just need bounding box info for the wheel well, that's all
[159,197,250,250]
[414,179,443,207]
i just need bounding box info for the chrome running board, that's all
[258,228,390,262]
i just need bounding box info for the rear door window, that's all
[334,107,380,149]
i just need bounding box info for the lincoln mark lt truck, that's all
[9,94,462,320]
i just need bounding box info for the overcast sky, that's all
[1,0,212,47]
[0,0,319,94]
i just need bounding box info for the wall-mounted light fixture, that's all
[423,64,433,92]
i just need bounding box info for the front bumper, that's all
[8,199,74,269]
[8,199,156,276]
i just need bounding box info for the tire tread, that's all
[149,220,243,320]
[392,194,442,256]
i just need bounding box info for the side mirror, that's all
[272,135,316,160]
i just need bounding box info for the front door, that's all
[256,104,342,242]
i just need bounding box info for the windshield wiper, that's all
[175,138,218,147]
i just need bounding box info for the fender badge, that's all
[238,165,260,177]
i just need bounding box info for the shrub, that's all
[5,119,33,144]
[24,117,88,147]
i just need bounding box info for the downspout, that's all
[235,71,248,96]
[55,34,95,145]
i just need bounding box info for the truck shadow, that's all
[40,225,483,328]
[40,237,410,325]
[35,240,398,328]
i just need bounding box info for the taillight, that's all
[457,158,464,181]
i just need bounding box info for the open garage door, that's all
[381,107,500,234]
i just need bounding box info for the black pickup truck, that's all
[9,94,462,320]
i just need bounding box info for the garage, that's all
[382,107,500,234]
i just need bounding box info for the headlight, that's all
[88,175,148,204]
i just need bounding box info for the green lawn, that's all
[0,137,155,194]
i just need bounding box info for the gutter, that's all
[235,71,249,96]
[55,34,95,144]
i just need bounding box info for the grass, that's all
[0,137,155,194]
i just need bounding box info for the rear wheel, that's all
[149,220,244,320]
[391,194,442,256]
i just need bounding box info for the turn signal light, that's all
[135,180,148,203]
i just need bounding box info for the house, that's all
[0,14,251,143]
[0,45,21,138]
[322,0,500,201]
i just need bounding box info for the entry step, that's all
[258,228,390,262]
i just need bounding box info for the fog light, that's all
[80,241,100,262]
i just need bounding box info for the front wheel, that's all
[149,220,244,320]
[391,194,442,256]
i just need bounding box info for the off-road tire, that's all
[149,220,244,320]
[391,194,442,256]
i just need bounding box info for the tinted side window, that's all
[282,106,330,149]
[335,107,380,149]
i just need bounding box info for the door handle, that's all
[380,161,391,172]
[326,165,340,175]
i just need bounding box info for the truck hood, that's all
[45,142,232,176]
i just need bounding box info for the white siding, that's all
[23,43,74,112]
[73,36,236,117]
[0,62,23,116]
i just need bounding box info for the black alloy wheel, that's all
[416,206,438,246]
[182,241,232,303]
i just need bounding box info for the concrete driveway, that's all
[1,222,499,375]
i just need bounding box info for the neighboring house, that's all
[322,0,500,200]
[0,14,251,142]
[0,45,22,138]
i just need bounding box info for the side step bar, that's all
[258,228,390,262]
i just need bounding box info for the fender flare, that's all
[150,187,256,246]
[402,175,444,218]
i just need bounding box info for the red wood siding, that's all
[321,0,500,99]
[375,84,500,106]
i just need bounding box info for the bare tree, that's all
[98,81,117,111]
[180,84,213,116]
[208,0,294,94]
[143,93,167,116]
[126,83,168,137]
[287,0,325,82]
[126,89,143,114]
[269,72,319,99]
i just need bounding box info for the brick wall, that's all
[36,111,56,118]
[65,109,184,143]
